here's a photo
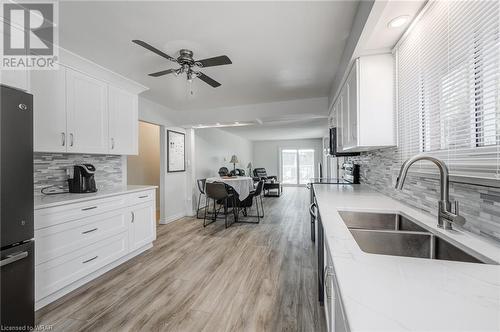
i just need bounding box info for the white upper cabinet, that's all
[108,86,138,155]
[32,68,67,152]
[334,54,395,152]
[30,47,147,155]
[66,68,109,154]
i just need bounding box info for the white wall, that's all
[194,128,253,179]
[127,121,161,211]
[253,139,323,181]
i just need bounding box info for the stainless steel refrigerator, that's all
[0,84,34,328]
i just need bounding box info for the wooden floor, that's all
[36,187,326,332]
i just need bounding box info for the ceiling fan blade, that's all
[197,72,221,87]
[196,55,232,68]
[148,69,176,77]
[132,39,177,63]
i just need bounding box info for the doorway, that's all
[127,121,161,222]
[280,149,315,185]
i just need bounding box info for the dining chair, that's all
[196,178,207,219]
[204,182,236,228]
[235,180,265,223]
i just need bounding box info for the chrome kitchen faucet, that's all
[395,154,466,230]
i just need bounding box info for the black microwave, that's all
[329,127,360,157]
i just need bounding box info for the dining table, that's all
[205,176,254,200]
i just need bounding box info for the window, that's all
[280,149,315,185]
[395,0,500,179]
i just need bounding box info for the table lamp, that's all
[230,155,239,173]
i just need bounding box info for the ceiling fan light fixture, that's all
[133,40,230,88]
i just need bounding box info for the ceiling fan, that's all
[132,39,232,88]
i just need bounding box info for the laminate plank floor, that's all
[36,187,326,332]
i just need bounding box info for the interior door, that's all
[32,67,67,152]
[66,68,108,154]
[108,86,138,155]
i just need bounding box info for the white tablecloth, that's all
[206,176,254,200]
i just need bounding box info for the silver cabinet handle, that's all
[70,133,74,147]
[138,195,148,199]
[61,132,66,146]
[0,251,28,267]
[82,256,98,264]
[82,206,97,211]
[309,202,317,219]
[82,228,98,234]
[111,137,115,149]
[324,266,334,300]
[131,211,135,223]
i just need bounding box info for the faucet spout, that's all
[395,154,463,230]
[395,154,449,202]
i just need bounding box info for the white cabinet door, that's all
[334,98,343,152]
[129,203,155,251]
[340,86,349,151]
[346,61,358,149]
[66,68,108,154]
[108,86,138,155]
[32,68,67,152]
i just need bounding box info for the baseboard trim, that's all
[35,243,153,311]
[159,212,186,224]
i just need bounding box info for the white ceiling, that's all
[356,0,425,56]
[59,1,359,111]
[218,117,329,141]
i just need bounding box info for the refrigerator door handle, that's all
[0,251,28,267]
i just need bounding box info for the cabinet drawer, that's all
[127,190,154,206]
[35,195,128,230]
[35,209,129,264]
[35,232,128,301]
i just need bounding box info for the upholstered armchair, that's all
[252,168,277,181]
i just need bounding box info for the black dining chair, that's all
[236,180,265,223]
[204,182,236,228]
[196,179,207,219]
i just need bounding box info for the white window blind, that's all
[395,0,500,179]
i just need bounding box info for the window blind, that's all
[395,0,500,179]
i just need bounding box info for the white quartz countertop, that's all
[34,185,157,210]
[313,184,500,332]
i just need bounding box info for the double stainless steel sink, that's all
[339,211,492,264]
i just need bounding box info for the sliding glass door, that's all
[281,149,315,185]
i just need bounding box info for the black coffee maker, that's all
[68,164,97,193]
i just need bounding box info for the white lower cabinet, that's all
[35,231,129,301]
[129,203,156,251]
[34,189,156,308]
[324,239,349,332]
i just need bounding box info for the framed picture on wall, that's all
[167,130,185,172]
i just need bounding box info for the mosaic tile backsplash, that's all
[347,148,500,243]
[34,153,123,193]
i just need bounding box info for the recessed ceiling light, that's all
[388,15,410,29]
